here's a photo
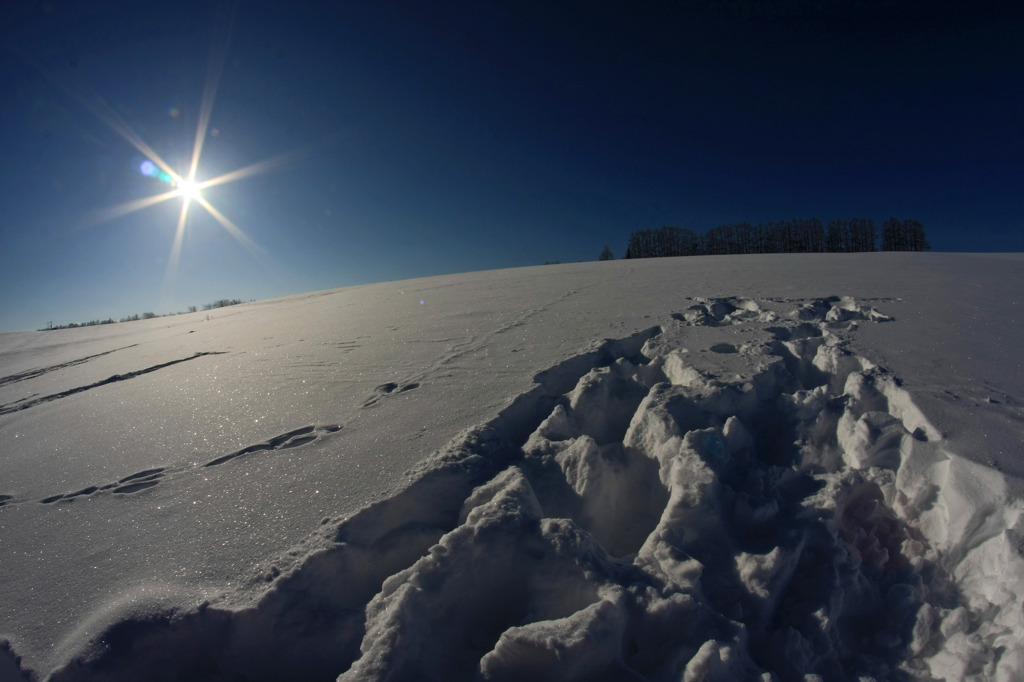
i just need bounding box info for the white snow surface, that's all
[1,253,1022,681]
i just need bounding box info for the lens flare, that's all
[61,2,278,292]
[21,0,343,303]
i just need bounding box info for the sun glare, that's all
[63,5,291,295]
[23,0,353,308]
[176,178,202,202]
[59,5,337,299]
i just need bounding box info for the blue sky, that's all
[1,1,1021,332]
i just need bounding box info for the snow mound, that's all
[29,297,1024,681]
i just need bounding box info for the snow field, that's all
[41,294,1024,681]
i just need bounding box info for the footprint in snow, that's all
[25,424,343,505]
[203,424,342,468]
[112,468,167,494]
[37,468,168,504]
[792,295,896,325]
[362,382,421,408]
[42,301,976,682]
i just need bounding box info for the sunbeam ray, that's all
[164,200,192,292]
[16,45,181,183]
[15,0,341,303]
[198,145,315,190]
[80,190,181,228]
[73,87,181,184]
[198,130,349,190]
[194,196,263,257]
[189,2,237,184]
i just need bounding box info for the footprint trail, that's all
[26,296,1024,682]
[1,426,343,509]
[359,287,589,411]
[204,424,342,468]
[362,382,420,408]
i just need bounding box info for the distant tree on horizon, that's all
[40,298,251,332]
[625,225,701,259]
[851,217,878,252]
[624,216,927,259]
[882,218,930,251]
[202,298,245,311]
[599,245,614,260]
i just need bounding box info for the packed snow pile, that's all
[1,254,1022,681]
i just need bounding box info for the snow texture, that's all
[1,254,1023,681]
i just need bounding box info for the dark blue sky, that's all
[1,1,1022,331]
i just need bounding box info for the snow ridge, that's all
[30,297,1024,682]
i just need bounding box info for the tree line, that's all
[40,298,248,331]
[620,217,929,260]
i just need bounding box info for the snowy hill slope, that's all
[1,253,1022,680]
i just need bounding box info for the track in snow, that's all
[0,424,344,508]
[25,296,1024,682]
[0,351,227,416]
[0,344,138,388]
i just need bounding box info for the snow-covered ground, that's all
[1,253,1022,681]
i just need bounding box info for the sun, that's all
[175,177,202,203]
[68,5,333,295]
[70,6,280,291]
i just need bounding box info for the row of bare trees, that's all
[881,218,930,251]
[622,218,929,259]
[40,299,248,331]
